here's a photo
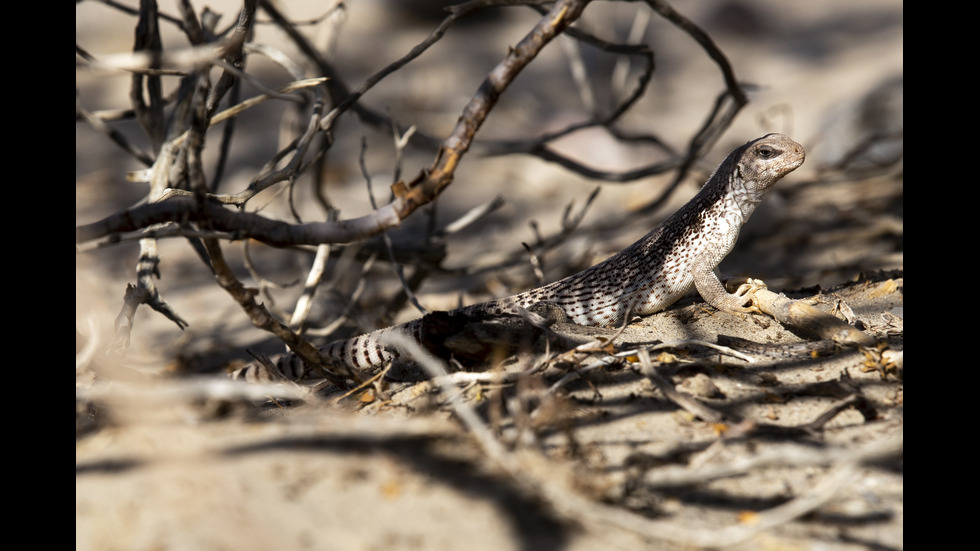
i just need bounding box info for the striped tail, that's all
[322,319,424,371]
[231,320,425,383]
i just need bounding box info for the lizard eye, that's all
[757,146,776,158]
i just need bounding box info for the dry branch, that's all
[77,0,754,251]
[382,330,901,548]
[77,0,764,383]
[77,1,592,249]
[753,288,876,347]
[77,5,903,548]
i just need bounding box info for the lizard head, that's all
[735,133,805,195]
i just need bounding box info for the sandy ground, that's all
[76,1,902,549]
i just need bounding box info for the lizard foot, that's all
[717,278,767,315]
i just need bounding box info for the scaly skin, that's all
[236,133,804,381]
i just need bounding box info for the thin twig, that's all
[359,136,429,316]
[288,244,333,330]
[380,331,514,466]
[634,348,726,422]
[304,249,379,338]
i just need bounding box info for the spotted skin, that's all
[236,134,804,381]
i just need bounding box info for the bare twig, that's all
[360,133,429,317]
[752,288,876,347]
[75,100,154,166]
[435,195,507,237]
[305,250,380,338]
[633,348,727,422]
[641,433,902,489]
[380,331,514,465]
[204,232,359,387]
[76,377,310,403]
[521,243,546,286]
[288,244,332,331]
[384,328,900,549]
[462,187,600,277]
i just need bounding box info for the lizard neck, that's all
[731,168,772,221]
[693,144,772,226]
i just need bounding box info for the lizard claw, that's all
[715,278,766,315]
[724,276,766,294]
[733,278,767,298]
[734,278,766,313]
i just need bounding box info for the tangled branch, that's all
[76,0,751,368]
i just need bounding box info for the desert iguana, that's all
[235,133,805,381]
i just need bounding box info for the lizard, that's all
[234,133,805,382]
